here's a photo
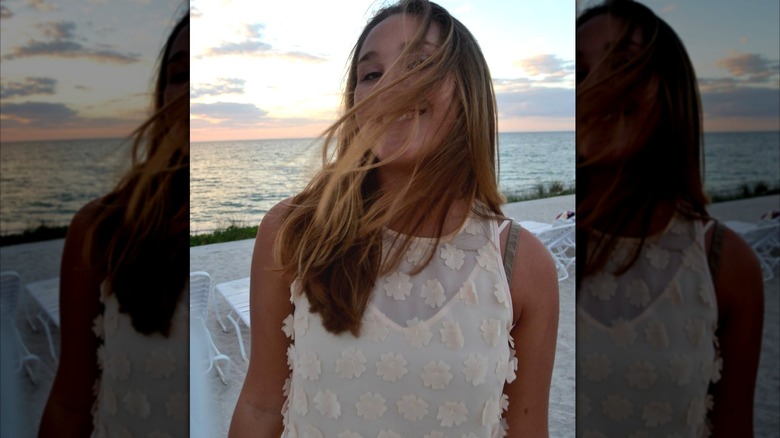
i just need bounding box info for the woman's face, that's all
[353,14,456,164]
[576,14,656,163]
[163,23,189,108]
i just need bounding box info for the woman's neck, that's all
[584,167,676,238]
[378,165,470,238]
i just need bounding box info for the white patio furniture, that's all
[190,271,231,385]
[724,219,780,281]
[214,277,251,362]
[1,271,42,384]
[520,220,576,282]
[23,277,60,361]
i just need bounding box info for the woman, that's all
[38,12,189,438]
[229,1,559,437]
[575,1,764,437]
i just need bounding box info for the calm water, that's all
[1,131,777,236]
[189,132,576,234]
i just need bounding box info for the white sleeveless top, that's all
[282,217,517,438]
[577,216,721,438]
[90,282,189,438]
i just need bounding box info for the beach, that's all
[1,194,777,437]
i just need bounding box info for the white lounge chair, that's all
[213,277,251,362]
[1,271,42,384]
[724,219,780,281]
[190,271,231,385]
[23,277,60,361]
[520,220,576,282]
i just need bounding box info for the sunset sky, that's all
[190,0,577,141]
[0,0,186,142]
[1,1,777,143]
[594,0,779,133]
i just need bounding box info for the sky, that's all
[578,0,780,133]
[190,0,577,142]
[0,0,186,142]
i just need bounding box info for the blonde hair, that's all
[276,0,504,335]
[83,13,189,336]
[576,0,709,280]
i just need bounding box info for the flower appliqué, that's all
[101,384,118,415]
[377,431,401,438]
[626,279,651,308]
[282,314,294,339]
[421,279,446,308]
[421,360,453,390]
[424,432,445,438]
[626,361,657,389]
[313,389,341,419]
[481,397,501,426]
[463,354,488,386]
[384,272,413,301]
[355,393,387,420]
[459,280,479,307]
[335,348,367,379]
[582,353,612,382]
[685,319,705,346]
[493,283,510,309]
[363,313,389,342]
[464,219,482,235]
[165,392,187,420]
[406,241,427,265]
[440,319,464,349]
[91,314,104,339]
[298,351,322,381]
[602,394,633,421]
[106,352,131,381]
[437,401,468,427]
[146,348,176,379]
[405,318,433,349]
[122,389,151,419]
[292,387,308,416]
[588,272,617,301]
[397,394,429,421]
[476,244,499,273]
[642,401,672,427]
[294,311,309,338]
[609,318,637,348]
[645,320,669,349]
[645,244,670,270]
[480,318,501,347]
[337,432,362,438]
[375,352,408,381]
[440,243,466,270]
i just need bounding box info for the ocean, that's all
[1,131,777,236]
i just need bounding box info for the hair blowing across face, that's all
[275,0,503,336]
[576,0,709,281]
[83,12,189,337]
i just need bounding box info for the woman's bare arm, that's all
[709,227,764,437]
[503,228,560,437]
[38,201,103,437]
[228,201,294,438]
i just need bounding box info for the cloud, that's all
[191,78,246,98]
[207,40,273,56]
[494,81,574,118]
[3,20,140,64]
[1,3,12,19]
[1,77,57,98]
[190,102,269,126]
[27,0,57,12]
[701,86,780,119]
[515,54,574,80]
[715,52,780,83]
[39,20,76,38]
[203,23,325,62]
[0,101,78,126]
